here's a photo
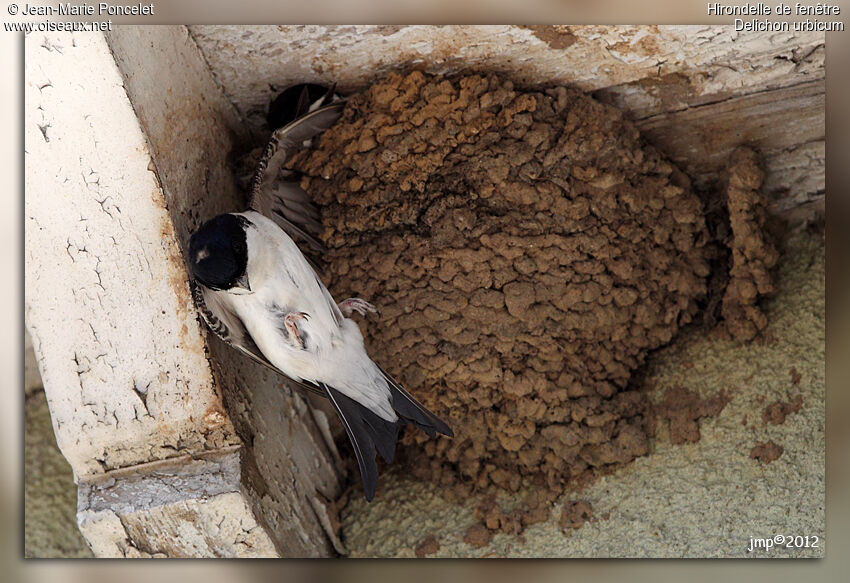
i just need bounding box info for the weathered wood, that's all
[24,30,262,557]
[635,80,824,211]
[25,30,239,480]
[187,25,824,129]
[187,25,824,223]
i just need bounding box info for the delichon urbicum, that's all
[267,83,339,131]
[189,101,452,501]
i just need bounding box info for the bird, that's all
[234,83,340,194]
[266,83,340,133]
[188,95,453,501]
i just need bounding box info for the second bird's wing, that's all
[191,281,326,398]
[249,102,344,254]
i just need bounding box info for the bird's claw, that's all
[284,312,309,348]
[339,298,378,318]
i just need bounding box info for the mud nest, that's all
[721,148,779,342]
[292,71,711,493]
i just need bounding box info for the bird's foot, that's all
[338,298,378,318]
[284,312,309,348]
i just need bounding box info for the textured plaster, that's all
[25,389,92,558]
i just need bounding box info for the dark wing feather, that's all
[377,364,454,438]
[320,382,400,502]
[294,85,313,119]
[267,83,337,130]
[191,281,325,398]
[249,102,344,253]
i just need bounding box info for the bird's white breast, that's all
[223,212,394,419]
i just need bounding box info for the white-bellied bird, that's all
[188,87,453,501]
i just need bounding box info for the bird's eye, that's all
[195,248,210,263]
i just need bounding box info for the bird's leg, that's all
[338,298,378,318]
[283,312,309,348]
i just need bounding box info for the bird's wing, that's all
[249,102,344,254]
[267,83,337,130]
[311,271,345,327]
[293,83,337,118]
[191,281,326,398]
[319,382,399,502]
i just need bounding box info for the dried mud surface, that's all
[654,386,731,445]
[721,148,779,341]
[762,396,803,425]
[471,491,553,538]
[750,440,784,463]
[463,523,493,548]
[293,71,711,493]
[559,501,594,531]
[414,535,440,557]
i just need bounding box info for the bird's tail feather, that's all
[320,383,399,502]
[378,365,454,439]
[319,371,452,501]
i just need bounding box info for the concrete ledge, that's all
[77,447,278,558]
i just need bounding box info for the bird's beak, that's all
[233,273,252,293]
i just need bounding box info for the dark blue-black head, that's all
[188,214,252,291]
[267,83,335,130]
